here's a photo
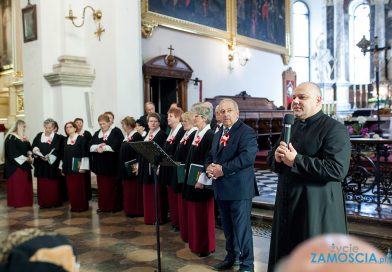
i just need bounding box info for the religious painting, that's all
[235,0,290,57]
[0,0,13,73]
[22,4,37,43]
[141,0,231,41]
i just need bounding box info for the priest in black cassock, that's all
[267,82,351,272]
[90,114,123,213]
[159,107,185,231]
[32,118,63,208]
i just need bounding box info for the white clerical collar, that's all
[78,129,85,136]
[166,123,182,141]
[192,124,211,145]
[144,127,161,142]
[41,131,55,143]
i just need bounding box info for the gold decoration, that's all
[141,21,158,38]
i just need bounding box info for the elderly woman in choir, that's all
[175,111,197,242]
[138,112,167,224]
[74,117,92,201]
[3,120,34,208]
[159,107,185,231]
[90,114,122,213]
[32,118,63,208]
[183,103,215,257]
[60,121,90,212]
[118,116,144,217]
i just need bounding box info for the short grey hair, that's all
[43,118,56,127]
[219,98,239,111]
[191,102,212,124]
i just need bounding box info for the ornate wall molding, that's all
[44,55,95,87]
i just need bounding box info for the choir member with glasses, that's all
[60,121,90,212]
[183,103,215,257]
[138,112,167,224]
[32,118,63,208]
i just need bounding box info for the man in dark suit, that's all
[206,98,258,272]
[139,102,168,133]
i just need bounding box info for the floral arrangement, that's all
[346,116,369,137]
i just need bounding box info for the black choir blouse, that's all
[32,132,62,179]
[62,135,88,175]
[138,129,167,184]
[159,127,185,189]
[118,132,143,180]
[4,135,32,179]
[183,129,214,202]
[89,129,122,176]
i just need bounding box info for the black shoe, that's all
[197,252,212,257]
[212,259,235,271]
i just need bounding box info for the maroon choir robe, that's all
[4,134,33,208]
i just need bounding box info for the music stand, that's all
[129,141,179,272]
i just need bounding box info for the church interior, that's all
[0,0,391,271]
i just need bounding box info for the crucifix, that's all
[165,45,176,66]
[168,45,174,56]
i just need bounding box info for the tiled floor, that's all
[1,168,391,271]
[0,181,270,272]
[254,169,392,220]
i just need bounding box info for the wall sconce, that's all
[65,5,105,41]
[228,43,251,70]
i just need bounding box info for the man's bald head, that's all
[291,82,323,120]
[295,82,322,97]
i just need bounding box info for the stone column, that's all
[334,0,351,111]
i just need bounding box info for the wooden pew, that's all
[205,93,292,150]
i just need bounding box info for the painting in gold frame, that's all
[141,0,232,41]
[235,0,291,61]
[0,0,13,73]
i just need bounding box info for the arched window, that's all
[292,1,310,83]
[349,1,371,84]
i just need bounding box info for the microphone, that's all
[283,114,295,145]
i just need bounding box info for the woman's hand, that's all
[195,182,204,189]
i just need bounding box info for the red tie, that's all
[193,135,201,146]
[47,137,51,144]
[149,133,154,142]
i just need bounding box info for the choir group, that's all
[3,101,223,257]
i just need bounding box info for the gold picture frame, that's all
[141,0,232,42]
[0,0,14,74]
[234,0,291,63]
[141,0,291,63]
